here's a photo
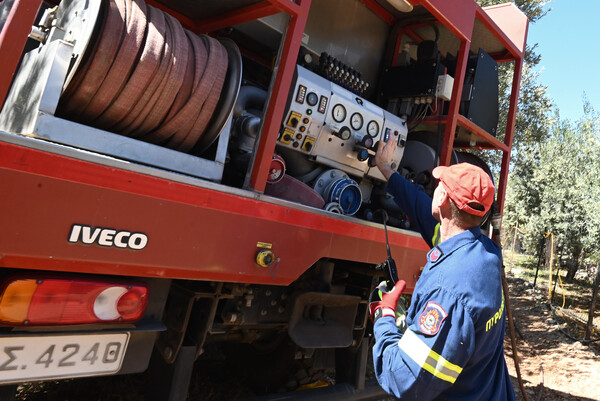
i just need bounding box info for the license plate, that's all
[0,333,130,384]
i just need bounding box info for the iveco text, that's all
[68,224,148,250]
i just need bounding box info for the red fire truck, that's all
[0,0,527,399]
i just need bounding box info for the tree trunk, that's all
[565,246,582,282]
[584,263,600,341]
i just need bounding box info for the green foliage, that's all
[505,109,600,270]
[479,0,600,274]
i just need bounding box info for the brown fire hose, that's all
[57,0,229,153]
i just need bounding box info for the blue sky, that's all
[527,0,600,122]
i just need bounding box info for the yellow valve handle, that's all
[256,249,275,267]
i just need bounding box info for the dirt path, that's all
[504,274,600,401]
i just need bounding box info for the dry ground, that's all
[504,273,600,401]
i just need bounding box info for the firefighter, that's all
[369,139,516,400]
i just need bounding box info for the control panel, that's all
[279,67,331,155]
[279,66,407,181]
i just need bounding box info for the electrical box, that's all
[436,74,454,101]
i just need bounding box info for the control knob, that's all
[354,135,374,162]
[335,126,352,141]
[357,135,374,149]
[368,155,378,168]
[356,148,370,162]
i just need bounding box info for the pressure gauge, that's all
[332,104,346,122]
[307,92,318,106]
[350,112,363,130]
[367,120,379,137]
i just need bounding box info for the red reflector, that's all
[28,280,72,323]
[117,289,145,319]
[0,277,148,326]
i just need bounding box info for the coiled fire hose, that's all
[57,0,229,153]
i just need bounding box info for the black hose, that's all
[493,223,530,401]
[501,269,530,401]
[233,85,268,118]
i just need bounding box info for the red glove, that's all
[369,280,406,323]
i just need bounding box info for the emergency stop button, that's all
[256,249,275,267]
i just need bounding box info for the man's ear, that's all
[437,185,450,207]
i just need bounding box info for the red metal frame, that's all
[477,3,528,216]
[477,5,527,59]
[439,38,470,166]
[143,0,199,31]
[359,0,397,26]
[373,1,527,217]
[143,0,304,34]
[414,0,476,42]
[248,0,310,192]
[496,57,524,215]
[420,115,510,152]
[194,2,281,33]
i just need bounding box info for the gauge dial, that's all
[367,120,379,137]
[307,92,318,106]
[350,112,363,130]
[332,104,346,123]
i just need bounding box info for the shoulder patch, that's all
[418,301,448,336]
[428,247,443,263]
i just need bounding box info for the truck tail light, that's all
[0,277,148,326]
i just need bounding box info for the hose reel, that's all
[54,0,241,154]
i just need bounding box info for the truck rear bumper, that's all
[0,272,169,385]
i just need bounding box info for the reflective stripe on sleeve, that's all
[398,329,463,384]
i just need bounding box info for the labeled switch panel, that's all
[302,136,315,152]
[280,66,331,155]
[280,128,295,144]
[287,111,302,128]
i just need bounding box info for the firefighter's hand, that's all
[375,139,397,181]
[369,280,407,323]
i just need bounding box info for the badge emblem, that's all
[428,247,443,262]
[418,301,448,336]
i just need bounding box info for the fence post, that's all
[551,263,561,304]
[533,236,545,288]
[584,263,600,341]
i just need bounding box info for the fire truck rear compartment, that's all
[0,0,501,223]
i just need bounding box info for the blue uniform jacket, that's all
[373,172,516,400]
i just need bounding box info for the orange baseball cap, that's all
[432,163,495,217]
